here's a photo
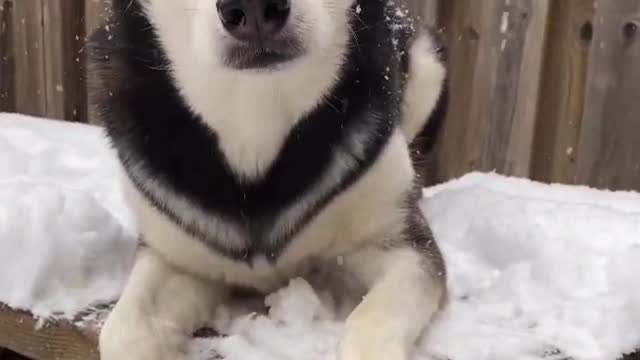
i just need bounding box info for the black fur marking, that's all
[88,0,420,263]
[403,189,446,279]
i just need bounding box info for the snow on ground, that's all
[1,112,639,360]
[420,175,640,360]
[0,113,136,318]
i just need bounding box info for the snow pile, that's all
[420,175,640,360]
[1,113,640,360]
[0,113,136,317]
[189,175,640,360]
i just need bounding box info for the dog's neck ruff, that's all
[91,0,415,263]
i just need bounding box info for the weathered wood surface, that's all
[436,0,550,179]
[11,0,47,118]
[1,0,86,121]
[575,0,640,191]
[85,0,107,37]
[420,0,440,27]
[0,303,221,360]
[41,0,87,123]
[0,305,99,360]
[531,0,594,185]
[0,0,15,112]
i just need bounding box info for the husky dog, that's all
[88,0,448,359]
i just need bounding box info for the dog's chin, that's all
[222,40,304,71]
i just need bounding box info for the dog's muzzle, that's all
[217,0,291,42]
[217,0,302,70]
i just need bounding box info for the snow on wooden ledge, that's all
[0,303,223,360]
[2,113,640,360]
[0,304,98,360]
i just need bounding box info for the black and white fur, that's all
[89,0,448,359]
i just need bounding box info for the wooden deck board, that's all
[0,303,222,360]
[0,304,99,360]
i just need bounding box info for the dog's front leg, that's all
[338,244,447,360]
[99,248,226,360]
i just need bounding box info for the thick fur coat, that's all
[89,0,449,359]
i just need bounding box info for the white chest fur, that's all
[123,130,414,292]
[142,0,350,180]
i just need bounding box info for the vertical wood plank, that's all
[435,0,486,179]
[42,0,87,122]
[436,0,549,181]
[85,0,106,36]
[12,0,46,117]
[426,0,441,27]
[41,0,64,119]
[0,0,15,112]
[576,0,640,190]
[401,0,421,17]
[504,0,550,177]
[419,0,440,27]
[532,0,594,185]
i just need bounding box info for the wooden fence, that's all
[1,0,639,191]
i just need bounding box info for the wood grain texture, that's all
[12,0,46,117]
[42,0,87,122]
[575,0,640,190]
[0,305,99,360]
[532,0,594,185]
[84,0,106,37]
[436,0,549,181]
[0,0,15,112]
[434,0,485,179]
[420,0,440,27]
[0,303,223,360]
[3,0,89,121]
[503,0,550,177]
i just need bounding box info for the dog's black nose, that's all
[217,0,291,41]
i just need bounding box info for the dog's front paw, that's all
[99,310,187,360]
[337,319,408,360]
[338,336,407,360]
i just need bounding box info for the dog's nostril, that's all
[221,8,245,27]
[266,0,290,14]
[218,0,290,41]
[217,0,246,28]
[263,0,290,32]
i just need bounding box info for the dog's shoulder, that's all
[88,0,435,263]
